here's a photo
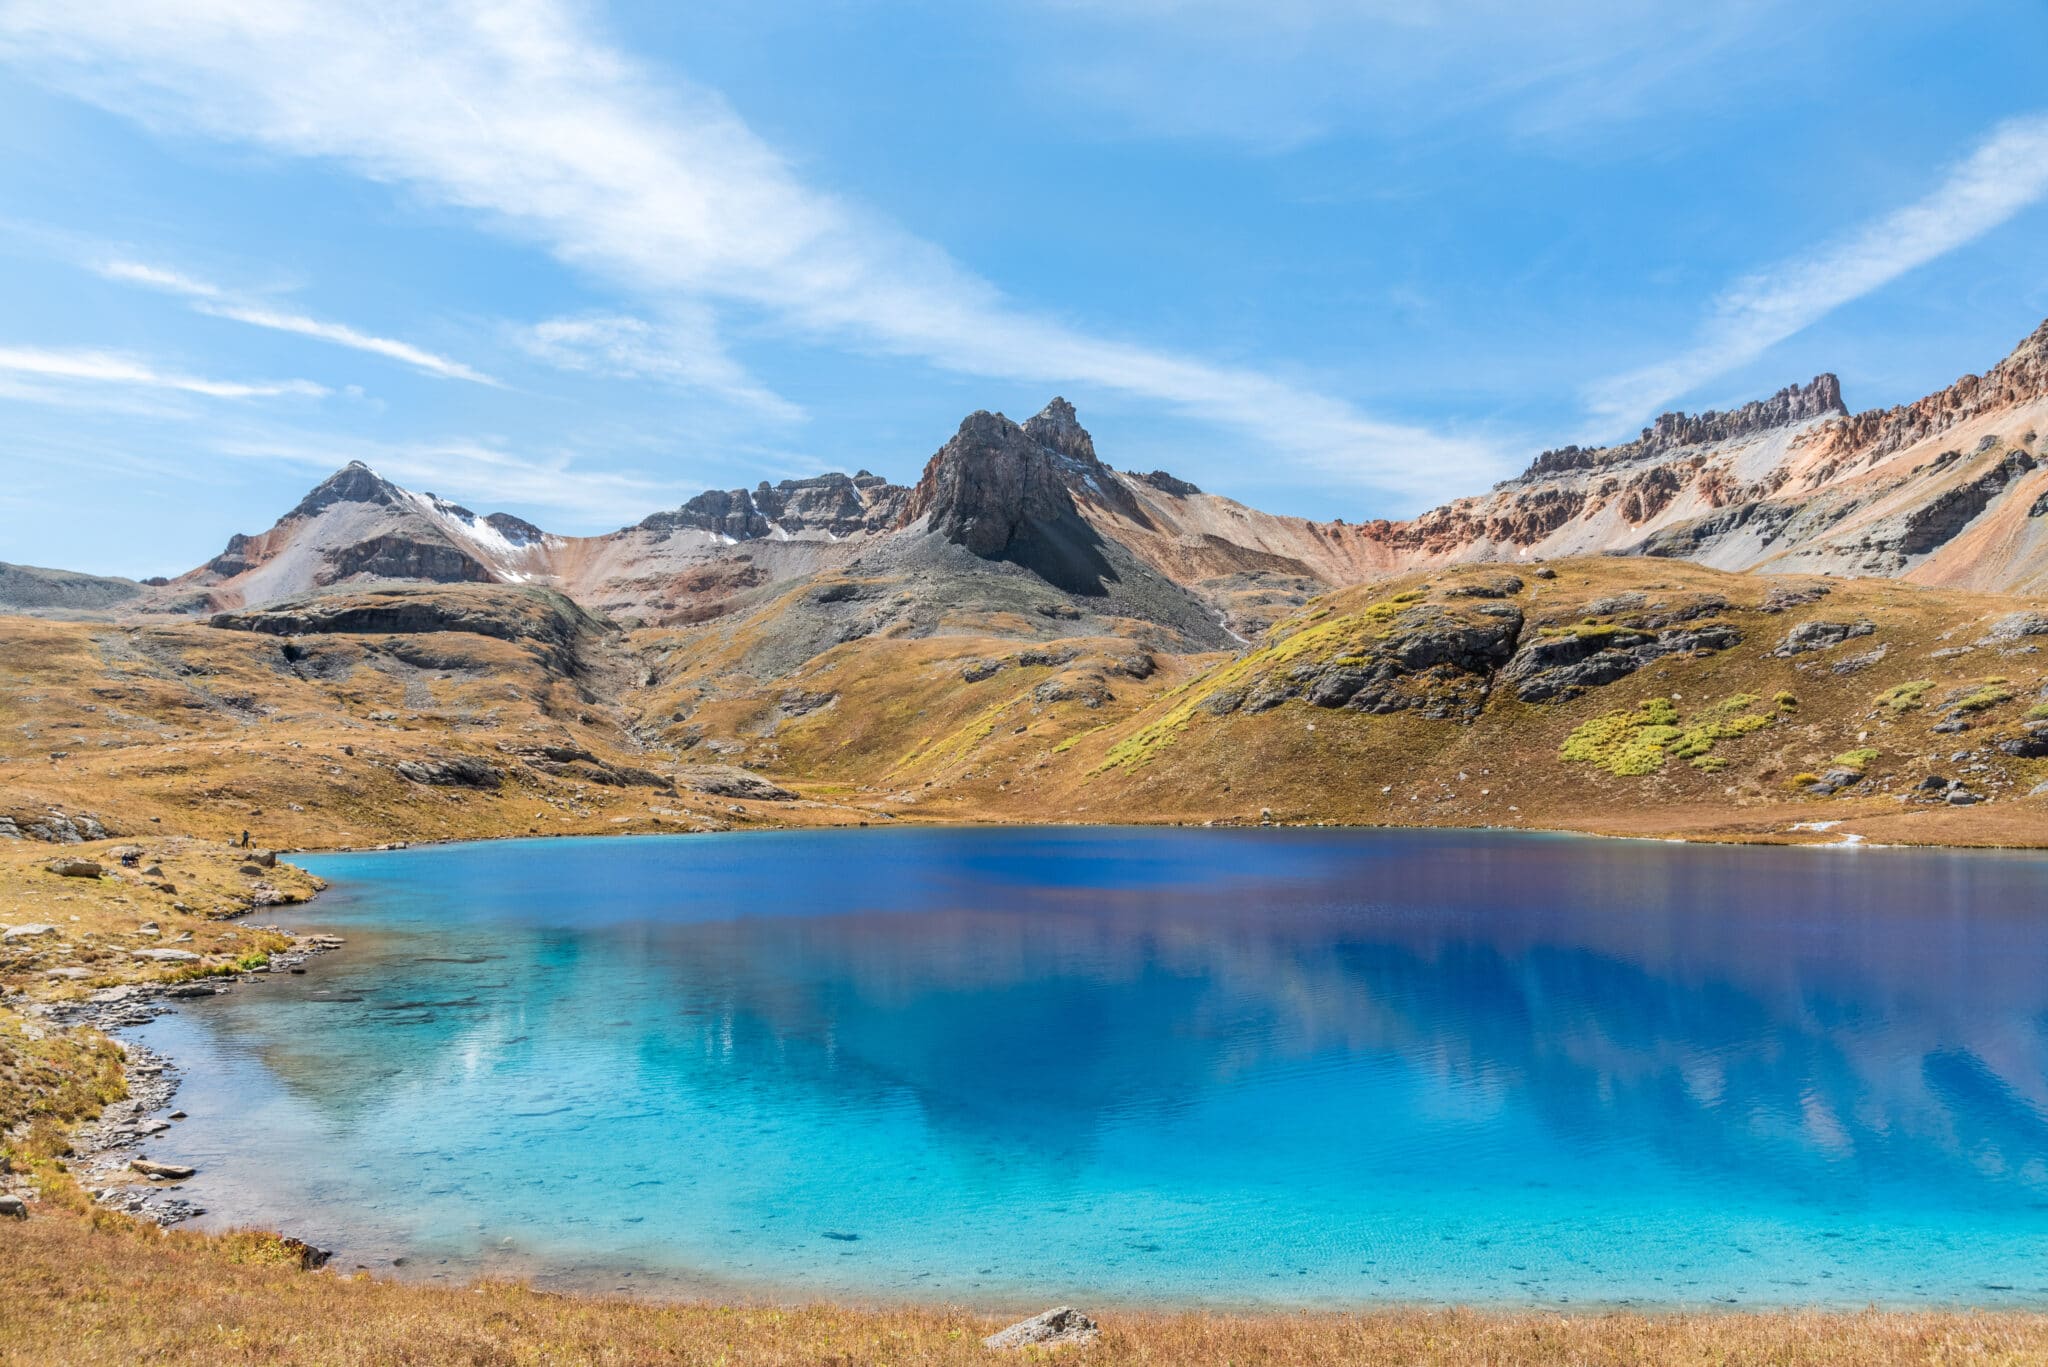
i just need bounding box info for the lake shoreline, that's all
[61,826,2048,1317]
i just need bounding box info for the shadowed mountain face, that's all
[903,403,1125,595]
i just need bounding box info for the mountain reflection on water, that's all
[137,828,2048,1306]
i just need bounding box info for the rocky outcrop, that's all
[1210,603,1525,722]
[904,408,1092,557]
[322,533,494,585]
[1503,622,1742,703]
[1522,376,1845,479]
[393,755,502,789]
[1895,450,2038,557]
[640,473,909,540]
[900,403,1127,594]
[1772,620,1876,656]
[677,765,795,801]
[1135,470,1202,496]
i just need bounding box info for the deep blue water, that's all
[133,827,2048,1307]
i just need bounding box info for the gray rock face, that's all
[677,765,796,802]
[1135,469,1201,496]
[393,756,502,789]
[983,1307,1100,1351]
[4,923,60,942]
[1033,675,1114,708]
[1981,612,2048,644]
[1504,623,1741,704]
[904,409,1099,560]
[10,810,108,843]
[640,472,910,541]
[1216,605,1524,721]
[1522,375,1845,478]
[1996,725,2048,759]
[1445,574,1525,599]
[1760,583,1831,614]
[1772,620,1876,657]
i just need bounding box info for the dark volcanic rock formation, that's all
[901,401,1123,595]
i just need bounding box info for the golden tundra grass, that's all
[7,1212,2048,1366]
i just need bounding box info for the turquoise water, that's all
[135,827,2048,1307]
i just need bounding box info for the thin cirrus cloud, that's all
[95,258,498,386]
[1588,112,2048,424]
[513,311,802,422]
[0,0,1508,504]
[0,343,327,399]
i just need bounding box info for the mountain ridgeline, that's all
[5,320,2048,852]
[9,316,2040,637]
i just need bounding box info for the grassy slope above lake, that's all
[3,559,2043,852]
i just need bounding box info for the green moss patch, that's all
[1560,695,1775,776]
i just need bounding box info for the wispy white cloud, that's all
[0,0,1508,504]
[94,257,498,386]
[1589,113,2048,423]
[0,344,327,399]
[513,310,800,421]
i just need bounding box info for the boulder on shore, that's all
[984,1307,1100,1351]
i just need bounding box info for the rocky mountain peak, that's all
[1022,396,1098,466]
[288,461,407,520]
[903,410,1081,558]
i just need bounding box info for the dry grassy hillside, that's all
[3,563,2045,850]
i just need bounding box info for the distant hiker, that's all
[239,829,251,848]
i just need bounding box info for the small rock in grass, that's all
[130,1159,196,1180]
[0,1195,27,1220]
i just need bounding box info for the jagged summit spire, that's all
[1023,396,1098,465]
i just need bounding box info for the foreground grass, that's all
[5,1213,2048,1367]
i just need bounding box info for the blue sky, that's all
[4,1,2048,578]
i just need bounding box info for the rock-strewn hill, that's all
[3,561,2042,852]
